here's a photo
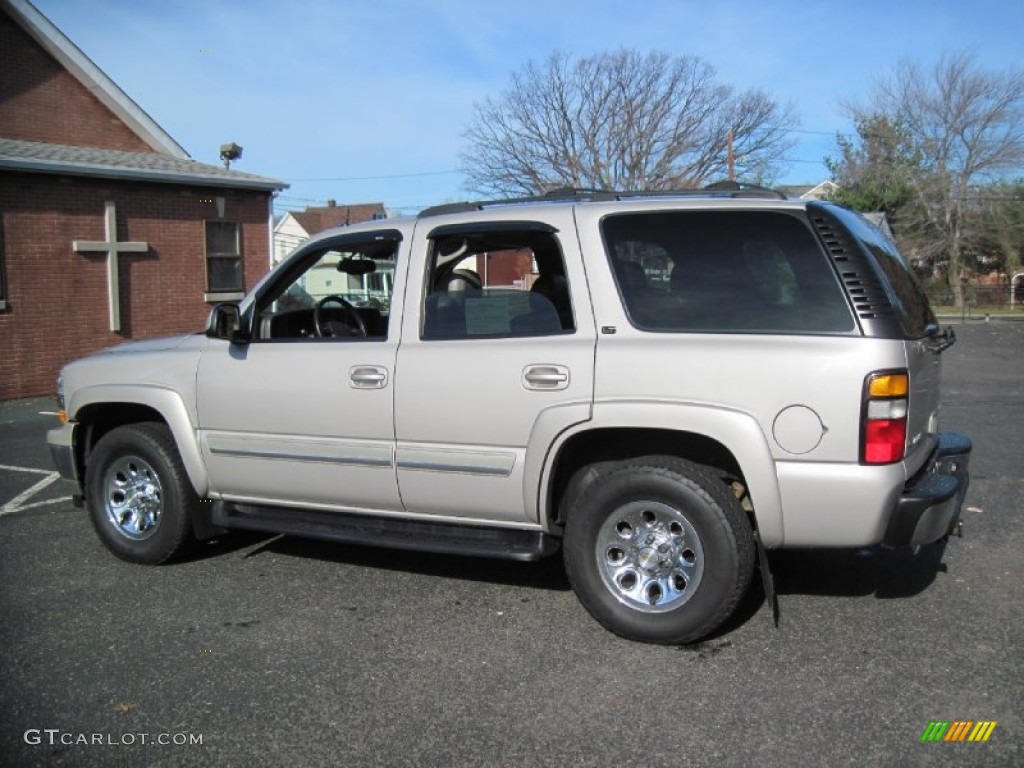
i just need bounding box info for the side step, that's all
[212,502,560,562]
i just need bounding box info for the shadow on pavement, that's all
[768,540,950,599]
[191,529,573,592]
[181,529,951,614]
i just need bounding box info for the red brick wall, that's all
[476,249,535,287]
[0,10,154,152]
[0,173,272,399]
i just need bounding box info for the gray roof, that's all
[0,138,287,191]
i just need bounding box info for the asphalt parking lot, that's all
[1,321,1021,768]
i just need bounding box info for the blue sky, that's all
[33,0,1024,216]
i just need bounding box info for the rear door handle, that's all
[523,364,570,391]
[349,365,388,389]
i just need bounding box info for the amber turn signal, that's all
[867,373,908,397]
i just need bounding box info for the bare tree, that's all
[978,182,1024,278]
[843,52,1024,305]
[461,50,797,196]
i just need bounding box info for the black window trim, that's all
[427,220,558,239]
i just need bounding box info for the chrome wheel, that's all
[101,455,163,541]
[595,500,705,613]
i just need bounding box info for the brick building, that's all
[0,0,286,399]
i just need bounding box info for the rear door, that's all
[393,211,596,524]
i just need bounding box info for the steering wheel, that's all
[314,295,367,338]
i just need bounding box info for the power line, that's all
[286,169,461,182]
[790,128,842,136]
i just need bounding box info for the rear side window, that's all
[828,207,936,339]
[602,211,855,334]
[422,226,574,339]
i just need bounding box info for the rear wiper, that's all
[925,325,956,353]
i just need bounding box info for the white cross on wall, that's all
[73,201,149,332]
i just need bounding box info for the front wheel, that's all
[563,457,755,644]
[84,423,197,564]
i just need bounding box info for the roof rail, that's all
[701,180,787,199]
[417,180,786,218]
[417,188,615,218]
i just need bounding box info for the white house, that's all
[779,180,838,200]
[272,200,387,264]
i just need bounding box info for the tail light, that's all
[861,371,908,464]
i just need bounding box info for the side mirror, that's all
[205,303,248,342]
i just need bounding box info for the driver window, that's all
[257,239,397,341]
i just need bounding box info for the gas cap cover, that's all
[773,405,826,455]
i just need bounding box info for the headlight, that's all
[56,374,65,410]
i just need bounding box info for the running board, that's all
[212,502,560,562]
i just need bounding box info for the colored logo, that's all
[921,721,997,742]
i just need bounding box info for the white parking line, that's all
[17,497,72,512]
[0,463,51,475]
[0,464,72,516]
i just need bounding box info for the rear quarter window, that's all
[601,210,856,334]
[827,207,936,339]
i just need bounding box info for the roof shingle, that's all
[292,203,387,235]
[0,137,287,191]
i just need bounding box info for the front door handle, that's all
[349,365,388,389]
[523,364,570,391]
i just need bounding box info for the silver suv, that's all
[47,184,972,644]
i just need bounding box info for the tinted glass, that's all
[602,211,855,333]
[829,207,936,338]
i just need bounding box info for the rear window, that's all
[828,207,936,339]
[601,210,855,334]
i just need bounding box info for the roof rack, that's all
[418,180,786,218]
[701,180,787,199]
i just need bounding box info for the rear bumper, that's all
[883,432,972,547]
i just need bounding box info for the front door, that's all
[196,230,407,512]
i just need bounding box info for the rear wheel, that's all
[563,456,754,644]
[84,423,197,564]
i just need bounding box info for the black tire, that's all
[84,422,197,564]
[563,456,755,644]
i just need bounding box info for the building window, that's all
[205,221,243,293]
